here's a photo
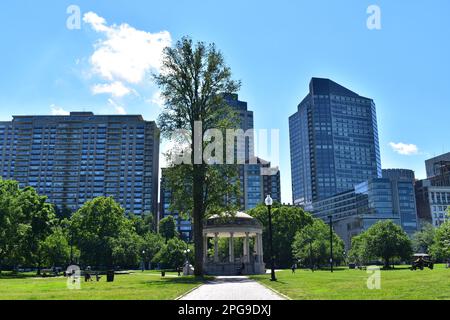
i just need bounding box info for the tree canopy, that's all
[70,197,134,268]
[248,204,314,268]
[292,219,345,269]
[348,220,412,268]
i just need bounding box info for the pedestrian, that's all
[291,263,297,274]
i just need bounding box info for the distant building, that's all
[312,169,418,249]
[289,78,381,207]
[425,152,450,178]
[0,112,160,217]
[415,153,450,227]
[415,180,450,227]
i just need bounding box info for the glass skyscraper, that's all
[289,78,381,207]
[0,112,160,217]
[313,169,418,249]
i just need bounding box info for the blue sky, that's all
[0,0,449,204]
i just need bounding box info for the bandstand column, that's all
[229,232,235,263]
[214,233,219,262]
[258,233,264,263]
[203,234,208,263]
[255,234,260,262]
[244,232,250,263]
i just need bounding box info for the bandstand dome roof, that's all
[208,212,255,220]
[204,212,262,238]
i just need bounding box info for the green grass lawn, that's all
[0,271,206,300]
[251,264,450,300]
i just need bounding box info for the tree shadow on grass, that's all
[0,272,39,280]
[142,276,212,286]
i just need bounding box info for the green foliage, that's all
[70,197,134,268]
[248,204,314,268]
[292,219,345,268]
[41,227,73,267]
[159,215,178,241]
[348,234,372,266]
[430,220,450,261]
[153,238,193,270]
[128,213,155,236]
[139,232,165,267]
[110,230,142,268]
[412,222,436,254]
[349,220,412,268]
[0,180,57,273]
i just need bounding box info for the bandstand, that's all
[203,212,266,276]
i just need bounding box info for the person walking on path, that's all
[291,264,297,274]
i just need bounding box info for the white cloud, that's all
[92,81,131,97]
[83,12,172,84]
[108,99,127,115]
[51,105,70,115]
[389,142,419,155]
[148,91,165,108]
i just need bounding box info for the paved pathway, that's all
[179,276,285,300]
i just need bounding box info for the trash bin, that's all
[349,263,356,270]
[161,270,166,277]
[107,270,115,282]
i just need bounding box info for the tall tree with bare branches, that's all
[155,37,241,276]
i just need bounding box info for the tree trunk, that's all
[193,164,205,277]
[384,257,390,269]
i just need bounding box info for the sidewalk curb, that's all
[256,281,292,300]
[174,283,204,300]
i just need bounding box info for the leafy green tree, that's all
[128,213,155,236]
[292,219,345,268]
[248,204,314,268]
[430,220,450,261]
[412,222,436,254]
[153,237,193,270]
[110,230,142,268]
[70,197,135,268]
[0,180,57,274]
[0,180,25,272]
[15,187,56,274]
[41,227,73,267]
[353,220,412,268]
[139,232,164,269]
[159,215,178,242]
[348,233,372,266]
[155,37,241,276]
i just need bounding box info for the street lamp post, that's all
[265,195,277,282]
[183,247,191,275]
[328,215,334,273]
[142,250,146,272]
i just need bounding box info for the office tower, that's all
[0,112,160,217]
[415,152,450,227]
[381,169,418,235]
[415,180,450,227]
[425,152,450,178]
[289,78,381,207]
[313,169,418,249]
